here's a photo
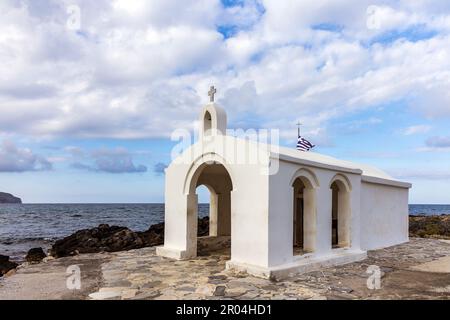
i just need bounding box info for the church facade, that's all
[157,91,411,279]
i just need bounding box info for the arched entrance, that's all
[291,169,318,256]
[188,162,233,256]
[330,175,351,249]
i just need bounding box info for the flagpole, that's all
[297,122,302,137]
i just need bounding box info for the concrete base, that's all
[156,236,231,260]
[156,246,194,260]
[226,249,368,280]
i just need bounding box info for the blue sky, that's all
[0,0,450,204]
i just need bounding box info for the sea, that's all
[0,203,448,262]
[0,203,209,262]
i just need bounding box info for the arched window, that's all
[203,111,212,136]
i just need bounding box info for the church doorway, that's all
[190,163,232,256]
[330,177,351,249]
[292,175,316,256]
[331,182,339,247]
[293,179,305,255]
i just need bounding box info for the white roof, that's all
[274,145,411,188]
[273,145,397,181]
[216,135,410,188]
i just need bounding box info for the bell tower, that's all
[199,86,227,139]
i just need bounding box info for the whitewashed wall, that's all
[161,135,272,267]
[360,181,409,250]
[267,158,363,268]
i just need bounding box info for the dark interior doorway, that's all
[331,182,339,247]
[293,179,305,255]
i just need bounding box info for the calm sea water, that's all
[408,204,450,216]
[0,203,448,261]
[0,203,209,261]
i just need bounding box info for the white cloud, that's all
[0,140,52,172]
[69,146,148,173]
[402,125,432,135]
[425,136,450,149]
[0,0,450,142]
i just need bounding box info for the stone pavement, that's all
[88,238,450,300]
[1,238,449,300]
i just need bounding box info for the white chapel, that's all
[157,87,411,279]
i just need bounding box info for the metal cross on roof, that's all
[208,86,217,103]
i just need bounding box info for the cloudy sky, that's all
[0,0,449,203]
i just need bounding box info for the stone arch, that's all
[290,167,318,255]
[183,152,234,195]
[290,167,320,189]
[329,173,351,248]
[182,153,234,258]
[329,173,352,192]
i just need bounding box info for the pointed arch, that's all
[329,173,352,192]
[183,152,234,195]
[290,167,320,189]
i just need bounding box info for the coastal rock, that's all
[409,215,450,239]
[0,255,18,277]
[138,222,165,247]
[50,217,210,258]
[26,248,47,264]
[0,192,22,204]
[197,217,210,237]
[50,224,133,258]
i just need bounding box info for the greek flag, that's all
[297,136,315,152]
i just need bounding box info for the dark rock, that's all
[178,286,196,292]
[50,224,136,258]
[140,281,162,289]
[197,217,210,237]
[50,217,210,258]
[208,275,228,281]
[25,248,46,264]
[137,217,209,247]
[329,285,354,294]
[0,255,18,276]
[214,286,226,296]
[131,290,161,300]
[0,192,22,204]
[110,280,133,287]
[409,215,450,239]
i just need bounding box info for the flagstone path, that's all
[1,238,449,300]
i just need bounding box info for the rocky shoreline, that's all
[1,217,210,277]
[1,215,449,278]
[410,215,450,239]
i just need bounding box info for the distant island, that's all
[0,192,22,204]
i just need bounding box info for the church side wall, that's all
[268,160,362,268]
[229,162,270,267]
[360,181,409,250]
